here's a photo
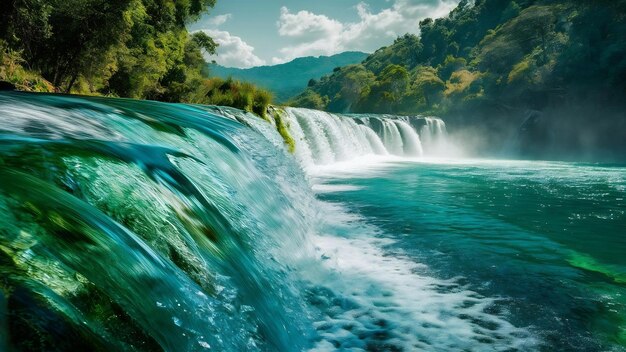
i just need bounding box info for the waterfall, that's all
[395,120,424,156]
[380,120,404,155]
[0,92,317,351]
[0,92,455,351]
[275,108,448,168]
[419,117,448,154]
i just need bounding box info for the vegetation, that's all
[1,0,215,96]
[290,0,626,157]
[201,78,273,119]
[0,40,54,92]
[0,0,274,114]
[293,0,626,114]
[269,107,296,154]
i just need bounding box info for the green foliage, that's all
[474,5,559,74]
[438,55,467,81]
[289,64,375,112]
[501,1,521,22]
[363,64,409,113]
[252,89,272,119]
[288,90,328,110]
[203,78,273,118]
[0,40,55,92]
[0,0,275,119]
[364,34,422,74]
[292,0,626,118]
[445,69,479,97]
[413,66,445,107]
[191,31,218,55]
[270,108,296,154]
[8,0,132,92]
[508,56,532,83]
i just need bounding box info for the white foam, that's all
[306,154,405,178]
[312,184,364,193]
[306,227,537,351]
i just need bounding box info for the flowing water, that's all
[0,93,624,351]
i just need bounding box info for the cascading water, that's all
[0,92,318,351]
[278,108,448,169]
[419,117,448,155]
[0,92,535,352]
[395,120,424,156]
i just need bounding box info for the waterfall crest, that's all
[269,108,449,169]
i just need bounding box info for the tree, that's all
[6,0,131,91]
[379,65,409,99]
[191,31,218,56]
[413,66,445,107]
[438,55,467,80]
[1,0,221,98]
[337,65,375,111]
[289,90,328,110]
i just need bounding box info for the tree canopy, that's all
[291,0,626,117]
[0,0,272,118]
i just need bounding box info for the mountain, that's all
[291,0,626,160]
[209,51,368,103]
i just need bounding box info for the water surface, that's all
[312,158,626,351]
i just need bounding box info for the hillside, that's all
[0,0,279,121]
[291,0,626,159]
[209,51,368,103]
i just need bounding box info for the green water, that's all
[314,159,626,351]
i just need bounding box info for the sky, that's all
[188,0,460,68]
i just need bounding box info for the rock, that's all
[0,81,17,91]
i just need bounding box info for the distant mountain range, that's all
[208,51,368,103]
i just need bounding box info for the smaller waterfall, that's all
[395,120,424,156]
[277,108,448,168]
[380,120,404,155]
[420,117,448,154]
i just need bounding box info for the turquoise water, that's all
[313,159,626,351]
[0,92,624,351]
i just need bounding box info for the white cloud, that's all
[277,7,343,40]
[199,29,266,68]
[206,13,232,27]
[193,13,265,68]
[273,0,459,63]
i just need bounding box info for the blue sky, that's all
[189,0,459,68]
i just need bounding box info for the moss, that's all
[269,107,296,154]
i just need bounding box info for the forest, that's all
[0,0,272,117]
[291,0,626,158]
